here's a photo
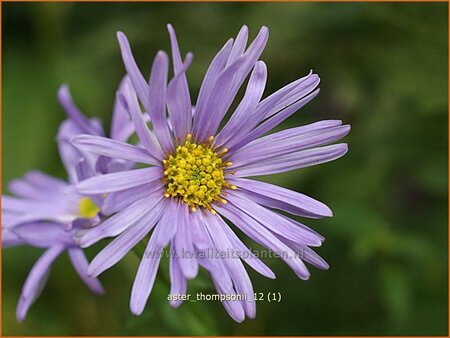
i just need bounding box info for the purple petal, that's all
[216,203,311,280]
[205,213,256,318]
[166,53,194,139]
[166,25,192,138]
[68,248,104,294]
[72,134,158,165]
[2,196,76,227]
[148,51,174,152]
[130,220,166,315]
[192,213,242,319]
[2,227,24,247]
[194,55,247,142]
[278,237,329,270]
[116,32,149,106]
[231,124,350,167]
[192,38,233,135]
[23,171,68,192]
[119,82,164,160]
[8,178,52,200]
[76,166,163,194]
[215,61,267,147]
[87,201,165,277]
[254,71,314,119]
[227,192,324,246]
[111,76,134,142]
[233,143,348,177]
[155,199,178,247]
[167,24,186,75]
[190,211,211,251]
[57,85,103,136]
[169,246,187,308]
[230,87,320,152]
[228,177,332,219]
[106,158,135,174]
[192,212,234,292]
[226,25,248,67]
[12,222,64,248]
[75,158,96,184]
[211,275,245,323]
[57,119,97,184]
[262,73,320,120]
[80,191,164,247]
[102,180,164,216]
[2,195,45,213]
[225,26,269,108]
[228,84,320,151]
[16,245,64,322]
[173,203,198,279]
[195,26,269,142]
[216,215,275,279]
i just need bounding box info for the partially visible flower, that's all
[73,25,350,322]
[2,78,135,321]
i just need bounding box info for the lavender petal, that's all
[173,203,198,279]
[73,134,158,165]
[148,51,174,152]
[215,61,267,147]
[231,124,350,167]
[155,199,179,247]
[119,83,164,160]
[76,166,163,195]
[192,38,233,135]
[205,213,256,318]
[12,222,62,248]
[233,143,348,177]
[227,192,324,246]
[216,214,275,279]
[166,24,192,137]
[102,181,164,216]
[130,221,165,315]
[226,25,248,67]
[169,242,187,308]
[87,202,165,277]
[229,88,320,152]
[229,177,332,218]
[68,248,105,294]
[116,32,149,106]
[16,245,64,322]
[166,53,194,139]
[57,85,103,136]
[216,203,311,280]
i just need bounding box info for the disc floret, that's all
[163,135,232,213]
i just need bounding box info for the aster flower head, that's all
[2,79,136,321]
[73,24,350,322]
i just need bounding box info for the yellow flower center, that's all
[163,135,235,213]
[79,197,100,219]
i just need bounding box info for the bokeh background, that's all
[2,2,448,336]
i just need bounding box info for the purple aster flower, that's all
[2,78,136,321]
[73,25,350,322]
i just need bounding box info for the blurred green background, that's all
[2,2,448,336]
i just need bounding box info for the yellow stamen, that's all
[163,136,236,211]
[78,197,100,219]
